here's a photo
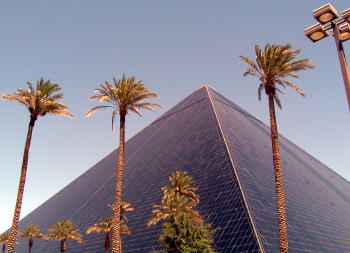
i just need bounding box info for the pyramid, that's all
[13,85,350,252]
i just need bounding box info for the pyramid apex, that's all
[195,83,217,91]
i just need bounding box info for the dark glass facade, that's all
[13,86,350,252]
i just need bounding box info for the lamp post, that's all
[305,3,350,111]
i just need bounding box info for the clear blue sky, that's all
[1,0,349,233]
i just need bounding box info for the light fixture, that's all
[313,3,339,24]
[304,23,329,42]
[342,8,350,24]
[306,4,350,111]
[339,24,350,42]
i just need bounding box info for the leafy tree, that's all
[0,233,9,253]
[20,224,43,253]
[87,202,134,253]
[240,44,314,252]
[46,219,84,253]
[160,214,216,253]
[2,78,73,253]
[87,74,162,253]
[149,171,216,253]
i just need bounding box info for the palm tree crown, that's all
[0,233,9,243]
[2,78,73,120]
[20,224,42,239]
[240,44,314,107]
[86,74,162,128]
[0,233,9,253]
[88,201,134,235]
[46,220,83,243]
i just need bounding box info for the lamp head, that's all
[342,8,350,24]
[305,23,329,42]
[339,24,350,42]
[313,3,339,24]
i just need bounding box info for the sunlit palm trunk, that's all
[112,114,126,253]
[268,94,288,253]
[7,118,36,253]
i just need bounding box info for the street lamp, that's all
[305,3,350,111]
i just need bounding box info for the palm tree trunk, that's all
[29,238,33,253]
[268,94,288,253]
[105,232,110,253]
[112,114,126,253]
[61,239,66,253]
[7,118,36,253]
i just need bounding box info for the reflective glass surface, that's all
[14,86,350,252]
[14,87,260,252]
[209,88,350,252]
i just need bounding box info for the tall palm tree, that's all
[0,233,9,253]
[2,78,73,253]
[20,224,43,253]
[87,202,134,253]
[46,219,84,253]
[87,74,162,253]
[240,44,314,252]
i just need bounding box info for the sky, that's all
[1,0,349,233]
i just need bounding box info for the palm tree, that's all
[87,202,134,253]
[46,220,84,253]
[87,74,162,253]
[2,78,73,253]
[240,44,314,252]
[0,233,9,253]
[20,224,42,253]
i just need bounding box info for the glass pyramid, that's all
[12,85,350,252]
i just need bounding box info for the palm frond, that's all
[86,105,112,117]
[277,80,305,97]
[274,94,282,109]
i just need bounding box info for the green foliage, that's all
[149,171,217,253]
[160,215,216,253]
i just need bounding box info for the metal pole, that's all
[332,21,350,111]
